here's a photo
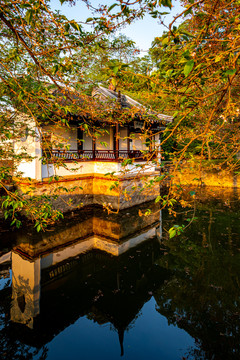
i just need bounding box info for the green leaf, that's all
[154,175,165,182]
[184,60,194,77]
[162,37,169,46]
[10,219,16,226]
[6,133,12,139]
[25,10,33,25]
[108,3,118,12]
[150,11,158,18]
[64,23,70,33]
[160,0,172,9]
[112,66,119,75]
[16,220,21,229]
[215,55,222,62]
[100,141,108,147]
[225,69,236,76]
[179,30,195,38]
[13,203,18,211]
[121,158,132,166]
[71,22,81,32]
[169,227,177,239]
[112,78,117,87]
[184,7,193,16]
[52,65,59,75]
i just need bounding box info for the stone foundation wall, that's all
[15,173,160,213]
[166,161,240,188]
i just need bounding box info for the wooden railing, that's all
[49,149,151,162]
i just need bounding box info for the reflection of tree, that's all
[85,254,170,357]
[3,204,240,358]
[154,208,240,359]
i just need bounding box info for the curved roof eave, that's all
[92,86,173,124]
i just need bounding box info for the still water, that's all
[0,198,240,360]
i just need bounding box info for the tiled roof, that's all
[92,86,173,123]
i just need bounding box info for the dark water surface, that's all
[1,199,240,360]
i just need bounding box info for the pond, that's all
[0,196,240,360]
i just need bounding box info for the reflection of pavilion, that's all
[7,203,166,356]
[2,205,240,359]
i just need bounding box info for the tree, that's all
[157,1,239,159]
[72,34,139,90]
[1,0,239,231]
[0,0,174,229]
[117,0,240,221]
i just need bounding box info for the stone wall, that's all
[165,160,240,188]
[15,172,160,213]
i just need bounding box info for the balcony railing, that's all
[48,149,154,162]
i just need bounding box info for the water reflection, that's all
[156,207,240,359]
[1,201,240,359]
[1,203,164,359]
[10,204,160,331]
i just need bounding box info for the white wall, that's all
[96,126,111,150]
[14,117,42,180]
[119,127,128,151]
[124,162,156,175]
[129,133,148,151]
[42,161,94,178]
[42,160,155,178]
[42,124,78,151]
[83,132,93,150]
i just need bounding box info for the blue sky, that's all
[50,0,184,54]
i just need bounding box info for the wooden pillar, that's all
[159,132,161,166]
[149,133,153,152]
[77,127,83,152]
[127,126,130,153]
[115,123,119,160]
[92,138,96,160]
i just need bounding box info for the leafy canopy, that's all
[0,0,240,231]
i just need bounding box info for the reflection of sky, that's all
[50,0,184,53]
[37,298,194,360]
[0,269,11,291]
